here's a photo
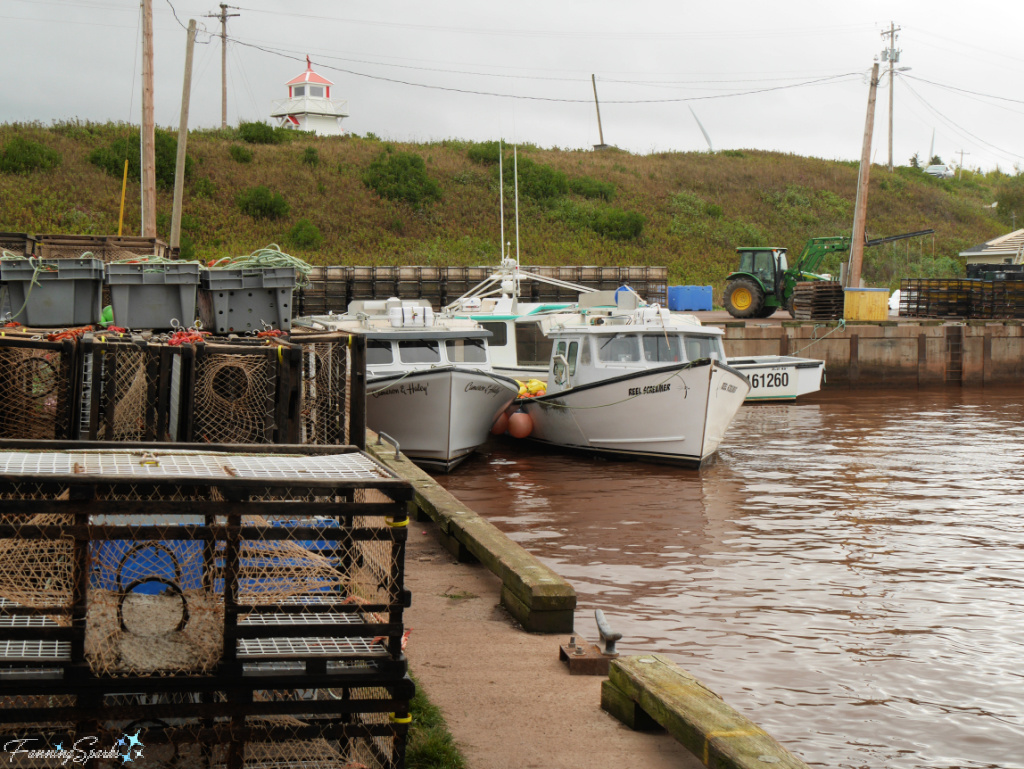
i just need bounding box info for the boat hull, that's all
[727,356,824,402]
[367,367,519,471]
[518,360,749,467]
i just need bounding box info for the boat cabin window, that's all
[567,341,579,375]
[597,334,641,363]
[516,321,554,367]
[682,334,724,361]
[398,340,441,364]
[479,322,508,347]
[579,337,592,367]
[366,340,394,365]
[445,338,488,364]
[643,334,683,363]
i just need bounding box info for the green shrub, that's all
[721,149,746,158]
[302,147,320,168]
[177,234,197,260]
[504,157,568,203]
[590,208,644,240]
[192,176,217,199]
[569,176,615,201]
[288,218,323,249]
[0,137,61,174]
[88,129,192,190]
[229,144,253,163]
[467,141,501,165]
[238,121,285,145]
[362,151,442,207]
[236,186,290,220]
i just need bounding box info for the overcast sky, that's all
[6,0,1024,171]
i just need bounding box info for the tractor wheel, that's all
[724,278,764,319]
[785,295,796,317]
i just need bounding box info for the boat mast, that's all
[499,138,505,259]
[514,145,520,269]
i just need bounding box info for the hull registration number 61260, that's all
[750,371,789,389]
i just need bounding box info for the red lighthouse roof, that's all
[285,56,333,86]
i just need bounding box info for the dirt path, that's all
[404,522,703,769]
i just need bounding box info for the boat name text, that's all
[628,383,672,396]
[720,382,738,394]
[372,382,429,399]
[465,383,505,396]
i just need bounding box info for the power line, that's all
[902,74,1024,107]
[230,37,863,104]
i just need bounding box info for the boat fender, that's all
[491,411,510,436]
[508,411,533,439]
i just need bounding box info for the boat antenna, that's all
[498,137,505,260]
[514,144,520,268]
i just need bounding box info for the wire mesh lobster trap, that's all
[0,335,79,441]
[179,340,303,446]
[290,329,366,449]
[0,443,413,768]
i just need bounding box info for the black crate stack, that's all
[0,444,414,769]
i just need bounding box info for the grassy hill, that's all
[0,120,1014,298]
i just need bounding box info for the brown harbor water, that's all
[437,387,1024,769]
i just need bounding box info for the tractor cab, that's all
[723,248,789,318]
[735,248,787,289]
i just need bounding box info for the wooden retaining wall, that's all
[713,319,1024,387]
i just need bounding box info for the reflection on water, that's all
[437,388,1024,769]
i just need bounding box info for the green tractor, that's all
[723,231,934,318]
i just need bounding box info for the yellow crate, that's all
[844,288,890,321]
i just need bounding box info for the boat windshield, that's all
[445,338,488,364]
[682,334,724,361]
[597,334,641,363]
[516,322,554,367]
[367,340,393,365]
[398,340,441,364]
[642,334,683,363]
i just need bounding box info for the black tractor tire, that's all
[785,294,796,317]
[724,278,764,319]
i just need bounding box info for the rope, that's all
[792,318,846,356]
[206,244,313,287]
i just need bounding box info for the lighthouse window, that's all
[293,86,305,97]
[310,86,324,97]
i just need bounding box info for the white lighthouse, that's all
[270,56,349,136]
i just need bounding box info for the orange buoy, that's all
[507,411,533,438]
[490,411,510,435]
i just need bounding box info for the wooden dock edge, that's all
[365,432,576,633]
[602,654,811,769]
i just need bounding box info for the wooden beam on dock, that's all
[602,654,811,769]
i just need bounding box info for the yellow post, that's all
[117,159,129,236]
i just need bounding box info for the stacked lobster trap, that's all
[0,332,80,442]
[0,443,414,768]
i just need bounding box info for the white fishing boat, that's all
[510,292,750,467]
[725,355,824,401]
[298,299,520,472]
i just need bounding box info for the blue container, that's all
[668,285,713,312]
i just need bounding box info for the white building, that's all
[270,57,349,136]
[959,229,1024,266]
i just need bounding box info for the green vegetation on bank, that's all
[407,673,466,769]
[0,120,1014,295]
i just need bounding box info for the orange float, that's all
[490,411,510,435]
[507,411,533,438]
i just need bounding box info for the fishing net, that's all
[79,339,153,442]
[191,352,276,444]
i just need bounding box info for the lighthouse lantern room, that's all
[270,56,349,136]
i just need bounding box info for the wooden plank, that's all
[607,655,811,769]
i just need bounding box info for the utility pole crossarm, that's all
[205,4,240,129]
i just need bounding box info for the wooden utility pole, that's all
[591,75,608,150]
[884,23,900,172]
[847,62,881,289]
[206,4,239,129]
[957,149,970,180]
[141,0,157,237]
[171,19,197,251]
